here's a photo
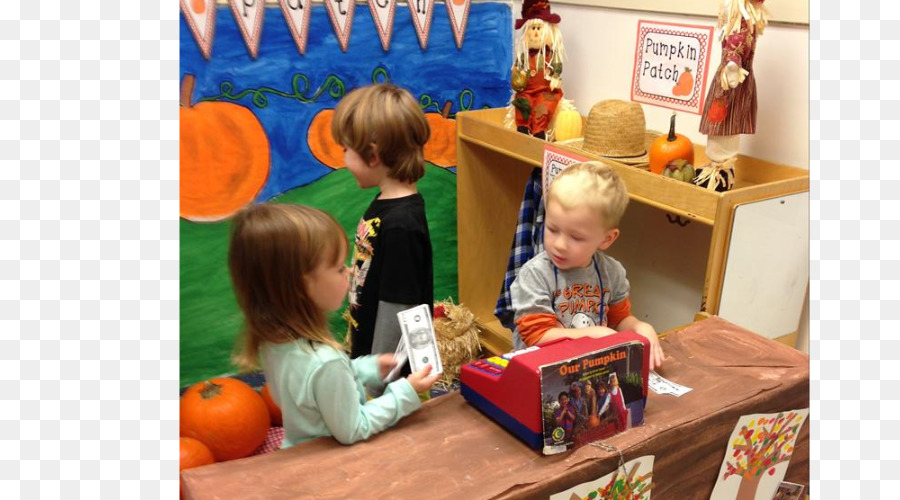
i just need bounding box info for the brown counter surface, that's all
[182,317,809,500]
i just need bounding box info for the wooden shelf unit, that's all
[456,108,809,354]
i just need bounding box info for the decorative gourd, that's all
[649,113,694,175]
[180,437,215,498]
[662,159,696,183]
[259,383,283,427]
[180,75,270,222]
[180,378,270,462]
[552,108,583,142]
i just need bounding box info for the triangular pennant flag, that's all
[180,0,216,59]
[368,0,397,52]
[445,0,472,49]
[407,0,435,50]
[279,0,313,55]
[325,0,356,52]
[230,0,265,58]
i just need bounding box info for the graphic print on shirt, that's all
[554,284,611,327]
[349,217,381,310]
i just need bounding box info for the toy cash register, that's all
[460,332,650,453]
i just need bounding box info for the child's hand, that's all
[633,323,666,370]
[377,354,397,379]
[406,365,440,394]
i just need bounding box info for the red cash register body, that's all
[460,332,650,451]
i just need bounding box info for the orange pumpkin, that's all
[180,437,215,498]
[649,114,694,175]
[307,102,457,169]
[259,383,283,427]
[671,67,694,96]
[307,109,344,169]
[587,415,600,428]
[423,101,457,167]
[180,74,270,222]
[180,378,270,462]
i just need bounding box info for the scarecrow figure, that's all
[696,0,770,191]
[510,0,566,140]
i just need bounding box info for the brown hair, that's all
[547,161,629,228]
[331,83,430,183]
[229,203,348,371]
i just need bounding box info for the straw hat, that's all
[560,100,657,166]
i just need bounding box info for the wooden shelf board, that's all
[457,108,809,227]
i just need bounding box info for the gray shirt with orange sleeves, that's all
[510,250,632,350]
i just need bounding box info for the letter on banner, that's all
[368,0,396,52]
[230,0,265,59]
[445,0,472,49]
[279,0,313,55]
[408,0,435,50]
[325,0,356,52]
[180,0,216,59]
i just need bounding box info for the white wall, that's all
[550,5,809,351]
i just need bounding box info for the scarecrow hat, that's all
[559,100,658,167]
[515,0,561,30]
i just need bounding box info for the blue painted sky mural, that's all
[180,3,513,201]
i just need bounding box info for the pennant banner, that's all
[445,0,471,49]
[230,0,266,58]
[180,0,217,59]
[279,0,313,55]
[368,0,397,52]
[408,0,435,50]
[325,0,356,52]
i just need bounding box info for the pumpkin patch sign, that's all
[631,21,714,114]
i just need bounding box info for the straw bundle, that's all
[433,299,482,390]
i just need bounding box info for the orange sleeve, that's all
[515,313,559,347]
[607,297,632,329]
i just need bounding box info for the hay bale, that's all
[433,299,482,390]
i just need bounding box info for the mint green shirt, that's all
[260,339,421,447]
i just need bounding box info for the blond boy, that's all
[510,161,665,369]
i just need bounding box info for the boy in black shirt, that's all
[331,84,434,378]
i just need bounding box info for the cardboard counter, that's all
[182,317,810,500]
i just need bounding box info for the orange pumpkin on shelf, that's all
[180,378,270,462]
[180,74,270,222]
[649,113,694,175]
[259,383,283,427]
[179,437,215,498]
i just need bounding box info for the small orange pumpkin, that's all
[649,113,694,175]
[180,378,270,462]
[180,437,215,498]
[260,383,283,427]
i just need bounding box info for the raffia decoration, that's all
[433,298,483,390]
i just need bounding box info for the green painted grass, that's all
[180,165,459,387]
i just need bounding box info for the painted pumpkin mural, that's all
[307,100,457,169]
[180,74,271,221]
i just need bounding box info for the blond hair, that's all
[229,203,348,371]
[547,161,629,229]
[331,83,430,183]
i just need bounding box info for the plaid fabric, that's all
[495,167,545,331]
[251,426,285,456]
